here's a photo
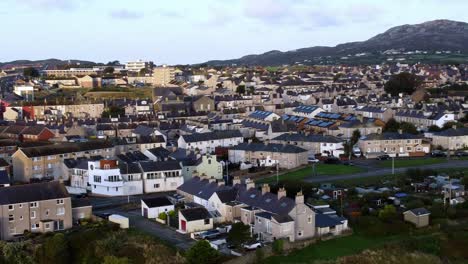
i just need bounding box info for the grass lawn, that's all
[263,234,394,264]
[257,164,364,184]
[379,158,447,168]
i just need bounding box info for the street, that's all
[303,159,468,183]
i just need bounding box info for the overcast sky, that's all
[1,0,467,64]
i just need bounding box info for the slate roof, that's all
[119,162,142,174]
[363,132,422,140]
[0,171,9,185]
[142,197,173,208]
[230,143,307,154]
[407,207,430,216]
[272,133,342,143]
[434,127,468,137]
[182,130,242,143]
[180,207,211,221]
[0,181,69,205]
[315,214,343,228]
[139,161,181,172]
[20,141,114,158]
[71,198,92,208]
[248,110,275,120]
[293,105,320,114]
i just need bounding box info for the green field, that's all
[263,234,395,264]
[257,164,364,184]
[379,158,447,168]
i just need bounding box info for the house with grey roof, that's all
[271,132,344,157]
[0,181,72,240]
[229,142,308,169]
[430,127,468,150]
[358,131,430,158]
[177,177,316,242]
[178,130,243,154]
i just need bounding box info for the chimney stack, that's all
[277,187,287,200]
[261,184,270,195]
[217,180,225,187]
[245,178,255,190]
[208,177,216,183]
[295,191,304,204]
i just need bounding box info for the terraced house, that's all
[0,181,72,240]
[178,130,243,154]
[271,132,344,157]
[358,131,430,158]
[12,141,115,182]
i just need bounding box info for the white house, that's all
[289,105,324,119]
[141,197,174,219]
[178,207,214,233]
[177,130,244,154]
[88,160,125,196]
[139,161,184,193]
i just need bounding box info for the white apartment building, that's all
[126,60,149,72]
[177,131,244,154]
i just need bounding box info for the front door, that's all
[143,208,148,218]
[181,220,186,231]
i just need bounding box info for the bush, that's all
[158,212,167,220]
[255,248,265,263]
[272,239,284,255]
[185,240,220,264]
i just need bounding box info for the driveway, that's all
[303,159,468,183]
[94,208,195,250]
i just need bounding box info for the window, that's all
[208,159,211,165]
[94,176,101,183]
[31,211,36,219]
[19,216,23,220]
[19,204,23,208]
[46,209,49,216]
[31,223,39,229]
[308,215,312,224]
[30,202,38,208]
[154,184,160,188]
[57,207,65,215]
[298,230,303,237]
[57,199,64,205]
[8,205,14,211]
[45,223,50,229]
[8,215,14,222]
[204,219,210,225]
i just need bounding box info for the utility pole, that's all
[276,161,279,184]
[392,156,395,175]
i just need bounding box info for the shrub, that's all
[272,239,284,255]
[158,212,167,220]
[255,248,265,263]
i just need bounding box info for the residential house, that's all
[139,161,184,193]
[0,181,72,240]
[271,133,344,157]
[181,154,223,181]
[430,128,468,150]
[178,130,244,154]
[358,132,430,158]
[228,142,308,169]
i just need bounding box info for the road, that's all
[89,191,175,209]
[94,207,195,250]
[303,159,468,183]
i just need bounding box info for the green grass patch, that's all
[263,234,395,264]
[257,164,364,184]
[379,158,447,168]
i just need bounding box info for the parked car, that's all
[431,150,447,157]
[200,230,221,240]
[308,157,320,163]
[376,154,390,160]
[343,161,354,166]
[324,157,341,164]
[455,151,468,157]
[243,242,263,250]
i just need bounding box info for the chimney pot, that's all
[261,184,270,195]
[277,187,287,199]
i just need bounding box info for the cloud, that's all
[110,9,144,20]
[18,0,80,11]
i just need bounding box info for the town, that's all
[1,2,468,263]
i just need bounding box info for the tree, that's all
[378,205,398,222]
[272,239,284,254]
[103,256,129,264]
[442,121,463,130]
[428,125,441,132]
[23,67,40,78]
[236,85,246,94]
[461,176,468,188]
[351,129,361,146]
[226,222,251,248]
[104,67,115,75]
[185,240,220,264]
[38,233,70,264]
[3,242,34,264]
[384,118,400,133]
[384,72,421,96]
[139,68,149,76]
[400,122,418,134]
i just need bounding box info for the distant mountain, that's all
[0,59,98,70]
[204,19,468,66]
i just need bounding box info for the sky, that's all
[1,0,467,65]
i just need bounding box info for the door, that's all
[181,220,186,231]
[143,208,148,218]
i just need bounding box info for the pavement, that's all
[94,207,195,250]
[303,159,468,183]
